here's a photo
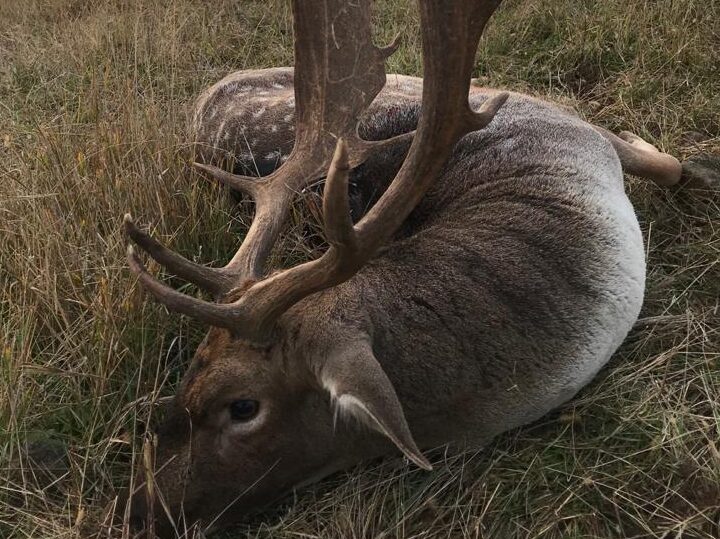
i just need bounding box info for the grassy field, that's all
[1,0,719,537]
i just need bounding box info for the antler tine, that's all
[346,131,417,168]
[323,140,357,251]
[124,160,262,297]
[191,162,261,198]
[123,214,235,297]
[126,245,262,333]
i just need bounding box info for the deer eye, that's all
[229,400,259,421]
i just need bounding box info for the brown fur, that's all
[126,67,689,535]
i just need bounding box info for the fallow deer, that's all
[121,0,716,535]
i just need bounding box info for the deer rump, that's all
[191,66,644,444]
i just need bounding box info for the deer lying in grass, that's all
[121,0,716,535]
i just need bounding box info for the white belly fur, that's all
[541,178,646,412]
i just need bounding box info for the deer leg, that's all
[593,126,682,187]
[595,126,720,189]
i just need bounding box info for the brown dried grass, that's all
[1,0,719,537]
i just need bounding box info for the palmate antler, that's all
[125,0,508,343]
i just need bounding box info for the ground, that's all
[1,0,719,538]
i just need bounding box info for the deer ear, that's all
[318,339,432,471]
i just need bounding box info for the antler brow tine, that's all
[123,214,234,297]
[126,244,265,334]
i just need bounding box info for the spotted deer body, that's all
[122,1,694,535]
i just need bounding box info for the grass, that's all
[1,0,719,537]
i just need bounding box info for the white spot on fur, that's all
[280,154,289,162]
[271,124,279,133]
[286,97,295,107]
[283,114,293,123]
[252,107,267,119]
[257,90,270,96]
[272,82,284,89]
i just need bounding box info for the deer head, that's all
[122,0,507,534]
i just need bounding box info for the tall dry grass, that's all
[1,0,719,537]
